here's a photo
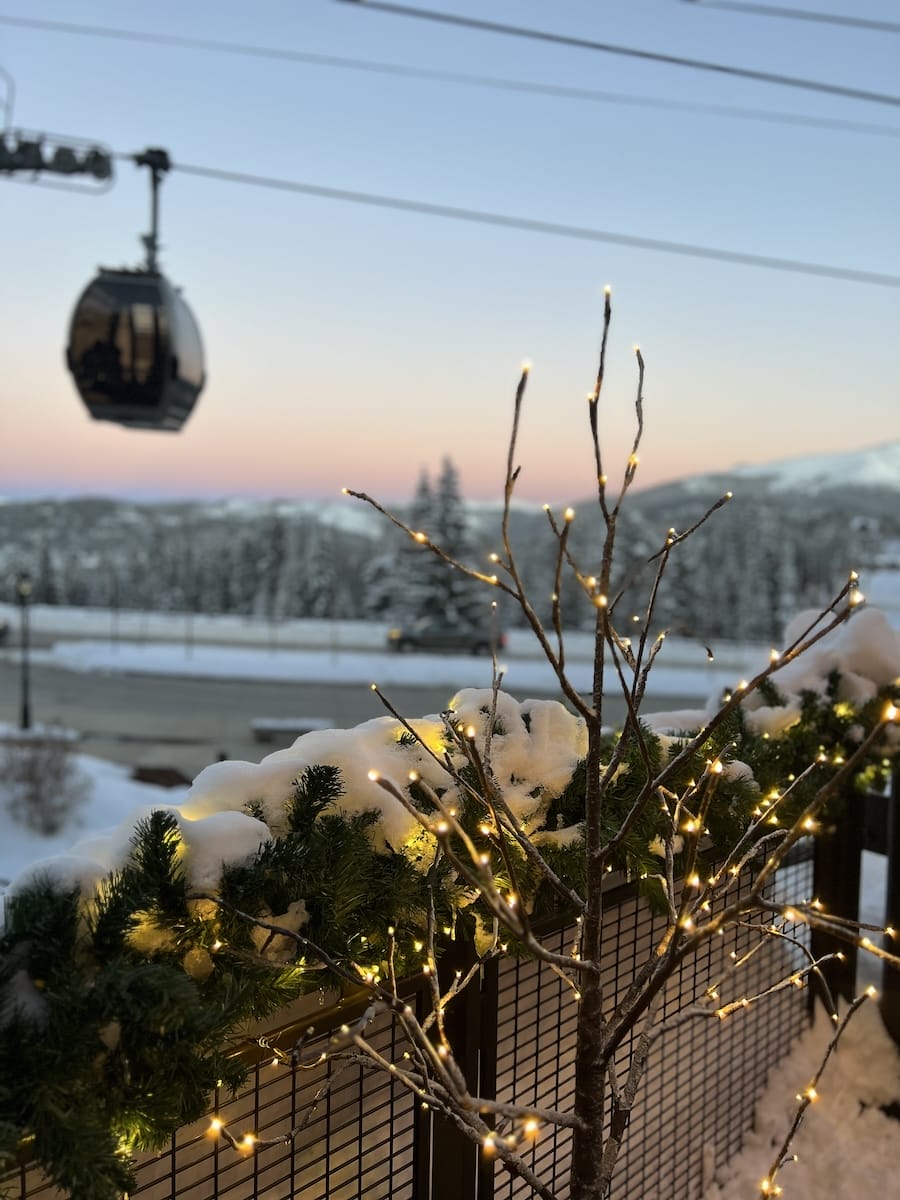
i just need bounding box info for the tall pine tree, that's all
[394,469,438,621]
[433,456,485,626]
[390,459,489,626]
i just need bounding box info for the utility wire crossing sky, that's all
[680,0,900,35]
[334,0,900,106]
[2,13,898,139]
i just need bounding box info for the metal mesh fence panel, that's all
[491,848,814,1200]
[14,851,813,1200]
[16,994,421,1200]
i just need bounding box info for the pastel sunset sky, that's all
[1,0,897,506]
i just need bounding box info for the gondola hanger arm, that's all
[133,147,171,272]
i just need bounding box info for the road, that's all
[0,657,703,783]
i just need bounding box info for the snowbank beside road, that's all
[23,636,743,700]
[0,602,767,668]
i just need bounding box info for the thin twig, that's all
[760,990,873,1198]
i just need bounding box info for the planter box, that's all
[13,850,815,1200]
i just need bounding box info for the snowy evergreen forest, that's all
[2,453,897,643]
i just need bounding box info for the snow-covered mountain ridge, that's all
[665,439,900,499]
[3,441,896,519]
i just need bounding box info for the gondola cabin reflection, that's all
[66,267,205,432]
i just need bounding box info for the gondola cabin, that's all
[66,267,205,432]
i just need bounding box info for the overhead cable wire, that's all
[334,0,900,108]
[681,1,900,35]
[147,155,900,289]
[3,12,896,143]
[1,12,897,139]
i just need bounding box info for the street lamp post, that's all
[16,571,32,731]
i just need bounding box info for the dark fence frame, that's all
[15,846,817,1200]
[817,768,900,1040]
[879,770,900,1042]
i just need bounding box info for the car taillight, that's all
[498,633,508,649]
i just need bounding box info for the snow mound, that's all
[703,1002,900,1200]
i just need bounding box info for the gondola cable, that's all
[160,154,900,290]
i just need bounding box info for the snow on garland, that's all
[6,691,588,919]
[186,690,588,853]
[646,607,900,739]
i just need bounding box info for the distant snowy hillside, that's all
[663,440,900,499]
[730,439,900,493]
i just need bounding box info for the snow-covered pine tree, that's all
[33,540,60,606]
[301,523,340,618]
[269,518,304,619]
[254,512,286,620]
[390,457,488,626]
[229,532,262,615]
[394,468,439,621]
[433,455,489,626]
[359,547,402,618]
[59,547,90,606]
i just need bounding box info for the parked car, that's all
[386,618,506,655]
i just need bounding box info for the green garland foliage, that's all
[1,681,897,1199]
[0,809,297,1196]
